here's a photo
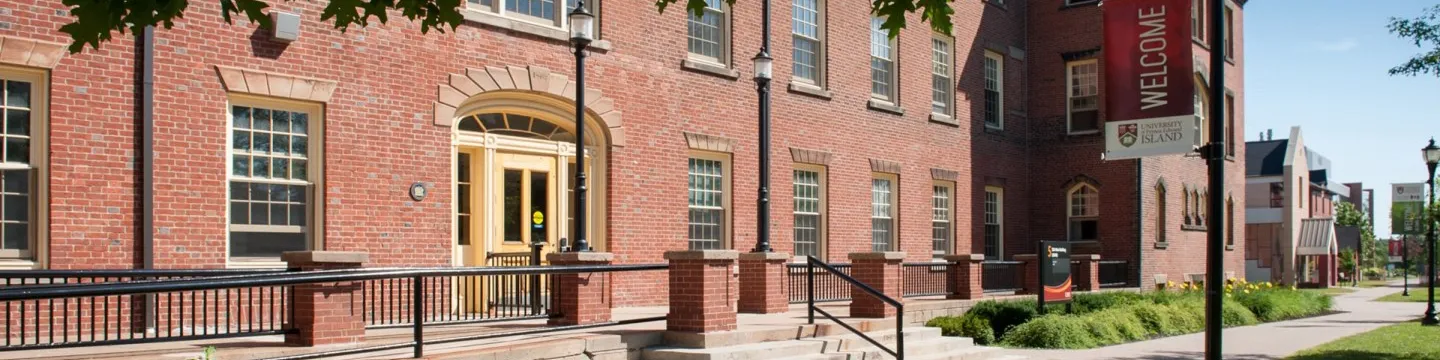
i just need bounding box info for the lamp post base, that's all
[1422,313,1439,326]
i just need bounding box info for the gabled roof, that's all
[1245,139,1288,177]
[1297,218,1338,256]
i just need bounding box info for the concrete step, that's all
[642,326,958,360]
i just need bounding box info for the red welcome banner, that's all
[1391,239,1403,257]
[1103,0,1195,122]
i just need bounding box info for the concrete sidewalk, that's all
[999,281,1429,360]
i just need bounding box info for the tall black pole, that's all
[1424,160,1438,325]
[571,4,591,253]
[752,0,773,253]
[1405,234,1411,296]
[1204,0,1227,357]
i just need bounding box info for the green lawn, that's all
[1288,321,1440,359]
[1356,278,1400,288]
[1376,291,1436,303]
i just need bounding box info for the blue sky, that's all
[1246,1,1440,237]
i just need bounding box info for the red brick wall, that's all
[3,0,1248,306]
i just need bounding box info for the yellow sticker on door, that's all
[532,211,544,225]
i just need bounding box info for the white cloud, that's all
[1312,38,1359,52]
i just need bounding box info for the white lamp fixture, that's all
[752,52,773,80]
[1425,138,1440,166]
[569,1,595,44]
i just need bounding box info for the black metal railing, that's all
[787,263,852,303]
[981,260,1023,293]
[0,264,667,358]
[0,269,290,349]
[901,263,950,297]
[360,273,555,328]
[805,256,902,360]
[485,252,534,267]
[1098,260,1131,288]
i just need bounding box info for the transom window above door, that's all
[457,113,576,142]
[468,0,591,28]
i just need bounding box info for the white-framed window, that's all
[687,0,730,66]
[1156,182,1167,244]
[1224,5,1235,59]
[1226,94,1236,156]
[228,96,324,262]
[1226,196,1235,247]
[793,166,825,259]
[931,35,954,116]
[792,0,825,86]
[688,153,730,250]
[1067,184,1099,241]
[0,66,47,265]
[932,182,954,259]
[983,186,1003,260]
[467,0,593,30]
[871,173,898,252]
[870,17,898,102]
[1066,60,1099,134]
[1191,0,1206,43]
[983,51,1004,129]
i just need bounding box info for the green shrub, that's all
[1000,314,1098,349]
[964,300,1039,340]
[1082,308,1150,344]
[1234,289,1333,322]
[1221,298,1260,327]
[960,314,996,345]
[926,314,996,345]
[1071,291,1147,314]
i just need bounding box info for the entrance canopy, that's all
[1297,218,1337,256]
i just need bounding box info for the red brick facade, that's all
[0,0,1245,306]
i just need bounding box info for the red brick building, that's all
[0,0,1244,304]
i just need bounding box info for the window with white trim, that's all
[931,35,953,115]
[687,0,730,66]
[793,167,824,259]
[1067,60,1099,133]
[871,174,897,251]
[228,97,323,260]
[983,186,1003,260]
[792,0,825,86]
[1068,184,1099,241]
[1224,6,1235,59]
[983,51,1004,128]
[870,17,898,102]
[467,0,595,31]
[0,66,46,263]
[688,154,729,250]
[1156,182,1167,244]
[932,182,953,259]
[1191,0,1206,43]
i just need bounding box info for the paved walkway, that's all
[1000,281,1430,360]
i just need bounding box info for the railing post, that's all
[807,257,815,324]
[896,309,904,360]
[848,252,904,318]
[1073,254,1101,291]
[1014,254,1040,295]
[738,252,790,314]
[664,250,739,334]
[944,254,985,300]
[281,251,368,347]
[412,275,423,358]
[530,242,544,315]
[546,252,615,325]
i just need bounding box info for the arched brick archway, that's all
[431,65,626,147]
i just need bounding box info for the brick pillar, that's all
[738,252,790,314]
[282,251,368,347]
[1014,254,1039,295]
[547,252,615,326]
[849,252,904,318]
[665,250,738,333]
[1073,254,1101,291]
[944,254,984,300]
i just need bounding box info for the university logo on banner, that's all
[1101,0,1198,160]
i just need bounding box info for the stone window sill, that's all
[228,258,290,269]
[462,10,613,51]
[1182,225,1208,232]
[1226,244,1235,251]
[0,258,39,270]
[1068,129,1100,137]
[929,113,958,126]
[788,81,833,100]
[682,59,740,80]
[1154,242,1169,250]
[867,99,905,116]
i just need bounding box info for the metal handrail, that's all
[0,264,668,358]
[805,256,902,360]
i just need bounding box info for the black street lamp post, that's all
[1423,138,1439,325]
[1203,0,1228,357]
[569,2,594,252]
[1405,234,1411,296]
[752,0,774,253]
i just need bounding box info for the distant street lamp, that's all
[568,1,594,252]
[752,0,774,253]
[1421,138,1439,325]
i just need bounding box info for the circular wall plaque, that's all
[409,183,427,201]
